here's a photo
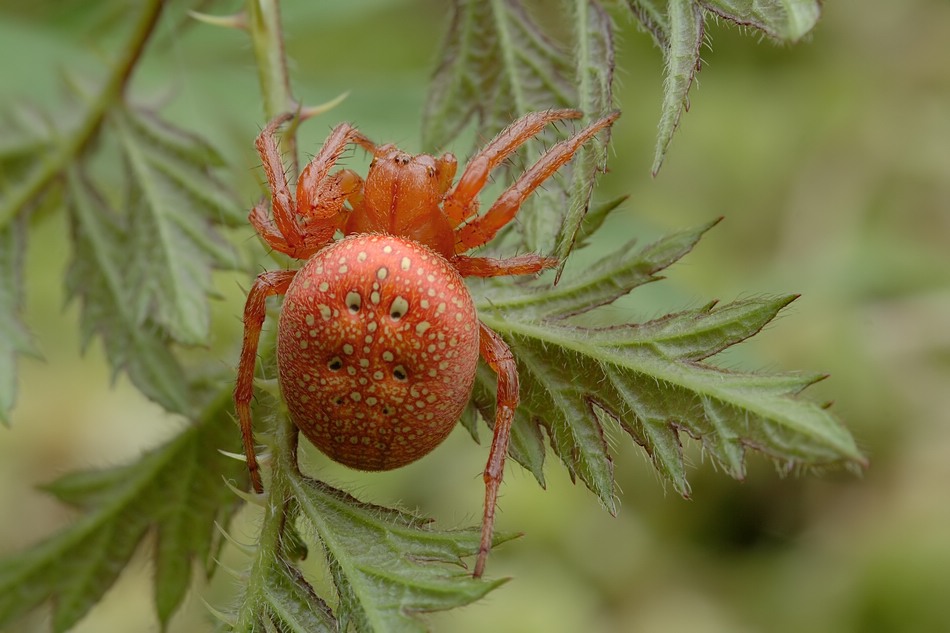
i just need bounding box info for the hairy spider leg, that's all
[254,113,303,256]
[473,323,519,578]
[453,254,558,278]
[455,112,619,253]
[442,109,583,226]
[294,125,375,255]
[235,269,297,493]
[248,198,289,254]
[255,116,374,260]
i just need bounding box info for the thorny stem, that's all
[233,409,320,630]
[246,0,300,178]
[243,0,307,475]
[0,0,165,232]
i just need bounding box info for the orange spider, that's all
[236,108,618,577]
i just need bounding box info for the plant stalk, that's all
[0,0,165,231]
[246,0,300,177]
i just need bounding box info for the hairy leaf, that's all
[424,0,615,256]
[65,167,191,413]
[0,110,55,424]
[468,225,865,504]
[292,476,508,632]
[624,0,822,173]
[0,390,247,632]
[699,0,821,41]
[0,218,39,425]
[112,105,242,346]
[423,0,574,150]
[653,0,705,176]
[229,500,337,633]
[482,219,719,320]
[239,556,337,633]
[554,0,616,266]
[625,0,670,48]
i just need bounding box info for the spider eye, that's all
[327,357,343,371]
[392,365,408,381]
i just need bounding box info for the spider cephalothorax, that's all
[236,109,618,577]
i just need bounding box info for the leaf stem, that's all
[246,0,300,177]
[0,0,165,232]
[233,411,299,630]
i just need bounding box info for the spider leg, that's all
[249,199,290,253]
[443,109,583,226]
[296,120,373,215]
[296,167,365,257]
[455,112,619,253]
[235,269,297,493]
[256,116,375,260]
[474,322,519,578]
[453,254,557,278]
[255,114,305,256]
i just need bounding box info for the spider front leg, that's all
[455,111,619,253]
[235,269,297,493]
[255,114,305,256]
[256,115,374,259]
[474,323,520,578]
[442,109,583,226]
[293,125,375,254]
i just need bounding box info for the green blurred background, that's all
[1,1,949,631]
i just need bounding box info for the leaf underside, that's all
[0,390,248,633]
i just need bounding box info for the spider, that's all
[236,108,618,577]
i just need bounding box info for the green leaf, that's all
[246,556,338,633]
[553,0,616,265]
[423,0,574,151]
[292,476,509,632]
[625,0,671,48]
[482,219,719,320]
[699,0,821,41]
[424,0,614,257]
[112,105,242,346]
[0,217,40,425]
[0,389,248,632]
[653,0,705,176]
[572,194,628,250]
[624,1,822,174]
[65,167,191,413]
[0,110,56,426]
[0,107,54,183]
[469,227,865,504]
[229,507,338,633]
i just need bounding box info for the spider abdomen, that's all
[277,233,480,471]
